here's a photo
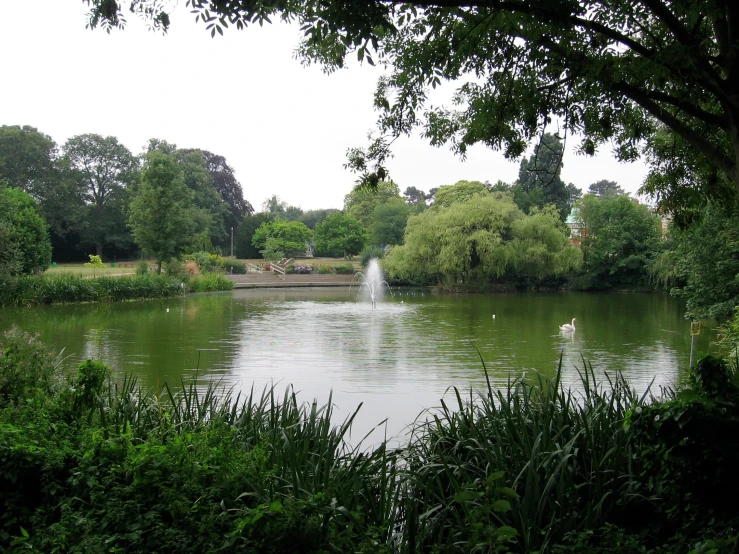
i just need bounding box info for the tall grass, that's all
[0,273,233,307]
[0,273,185,307]
[401,359,649,552]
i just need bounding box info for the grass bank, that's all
[0,273,233,307]
[1,329,738,553]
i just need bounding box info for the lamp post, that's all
[230,226,234,258]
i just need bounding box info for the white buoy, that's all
[492,314,496,319]
[166,308,169,312]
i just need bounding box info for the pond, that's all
[0,289,714,441]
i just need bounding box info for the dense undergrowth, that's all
[0,273,233,307]
[1,328,738,553]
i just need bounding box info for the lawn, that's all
[44,262,139,276]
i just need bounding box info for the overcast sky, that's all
[1,0,650,210]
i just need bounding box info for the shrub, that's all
[360,245,384,267]
[0,327,59,407]
[333,263,355,274]
[135,260,150,275]
[314,265,333,275]
[293,265,313,274]
[224,259,246,274]
[188,273,234,292]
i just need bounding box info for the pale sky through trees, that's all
[0,0,649,210]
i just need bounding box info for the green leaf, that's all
[20,526,29,538]
[487,470,505,483]
[269,500,283,513]
[453,490,480,503]
[494,486,519,499]
[492,499,512,513]
[495,525,518,541]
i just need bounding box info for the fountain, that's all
[355,258,390,308]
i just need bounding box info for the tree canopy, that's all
[128,152,196,272]
[384,192,581,285]
[314,212,367,257]
[251,219,313,257]
[0,183,52,276]
[84,0,739,216]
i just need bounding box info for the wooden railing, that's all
[246,263,262,273]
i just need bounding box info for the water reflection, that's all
[0,290,715,441]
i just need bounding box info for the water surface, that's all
[0,290,714,440]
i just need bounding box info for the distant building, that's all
[565,208,585,246]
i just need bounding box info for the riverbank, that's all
[0,273,233,308]
[1,329,737,553]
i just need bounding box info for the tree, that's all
[63,134,138,257]
[85,1,739,216]
[431,180,490,209]
[343,180,402,227]
[514,134,571,221]
[588,180,625,197]
[576,194,662,289]
[314,213,368,257]
[371,198,410,246]
[384,192,580,285]
[0,126,86,261]
[183,149,254,233]
[667,205,739,321]
[235,212,274,259]
[0,125,58,197]
[251,219,313,257]
[0,183,52,276]
[298,208,341,230]
[261,195,304,221]
[403,186,428,208]
[128,152,196,273]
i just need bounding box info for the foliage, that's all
[225,258,247,274]
[260,237,285,262]
[83,254,105,269]
[0,125,58,197]
[360,245,385,267]
[84,1,739,219]
[261,194,304,221]
[575,194,663,290]
[251,219,313,257]
[179,148,254,233]
[431,180,490,209]
[333,263,355,274]
[343,180,402,228]
[371,198,410,246]
[0,328,59,408]
[298,208,341,230]
[0,274,185,307]
[187,273,234,292]
[314,212,368,257]
[403,186,429,208]
[384,192,581,287]
[63,133,139,257]
[589,180,626,197]
[128,152,197,273]
[668,204,739,321]
[135,260,150,275]
[514,134,572,221]
[626,356,739,533]
[0,184,52,275]
[235,212,274,259]
[185,251,226,273]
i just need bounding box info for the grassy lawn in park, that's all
[44,262,139,276]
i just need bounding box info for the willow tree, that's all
[84,0,739,217]
[384,192,581,285]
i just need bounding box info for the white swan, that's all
[559,318,576,332]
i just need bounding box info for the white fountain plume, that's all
[355,258,390,308]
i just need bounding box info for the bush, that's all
[360,245,384,267]
[187,273,234,292]
[333,263,355,274]
[314,265,333,275]
[224,259,247,274]
[0,328,59,407]
[135,260,150,275]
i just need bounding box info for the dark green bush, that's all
[0,327,58,407]
[225,258,247,274]
[187,273,234,292]
[333,263,355,274]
